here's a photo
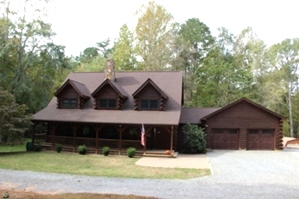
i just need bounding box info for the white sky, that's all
[45,0,299,57]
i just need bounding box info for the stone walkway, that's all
[135,153,210,169]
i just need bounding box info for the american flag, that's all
[141,124,145,146]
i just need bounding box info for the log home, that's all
[32,60,283,154]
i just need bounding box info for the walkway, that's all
[136,153,210,169]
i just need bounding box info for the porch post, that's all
[31,122,37,144]
[170,126,173,153]
[52,122,56,150]
[73,124,79,153]
[95,126,99,154]
[119,125,122,155]
[143,125,147,154]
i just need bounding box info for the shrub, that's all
[78,145,87,155]
[182,123,206,154]
[55,144,62,153]
[102,146,110,156]
[34,144,42,152]
[126,147,136,158]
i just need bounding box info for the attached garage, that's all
[211,129,239,149]
[247,129,275,150]
[201,98,284,150]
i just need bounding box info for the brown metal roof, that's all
[33,71,183,125]
[180,107,220,124]
[54,79,91,98]
[132,78,168,100]
[91,79,127,99]
[202,97,284,120]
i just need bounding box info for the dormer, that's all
[132,78,168,111]
[91,79,127,110]
[54,79,90,109]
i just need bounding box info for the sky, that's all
[45,0,299,57]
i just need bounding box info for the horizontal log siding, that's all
[95,85,118,98]
[136,85,166,110]
[206,101,282,150]
[58,85,80,108]
[138,85,160,99]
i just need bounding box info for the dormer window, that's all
[91,79,127,110]
[141,99,158,109]
[98,99,117,109]
[54,79,90,109]
[62,99,78,108]
[132,78,168,111]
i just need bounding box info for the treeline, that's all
[1,1,298,137]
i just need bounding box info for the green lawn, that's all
[0,150,210,179]
[0,142,27,152]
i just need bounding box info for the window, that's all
[263,129,274,134]
[213,129,224,134]
[140,99,158,109]
[98,99,116,109]
[248,129,258,134]
[228,129,238,134]
[62,99,77,108]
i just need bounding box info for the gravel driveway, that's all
[1,149,299,199]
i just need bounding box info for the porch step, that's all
[143,152,178,158]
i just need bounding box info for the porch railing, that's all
[43,135,142,150]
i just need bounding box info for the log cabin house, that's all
[32,60,283,155]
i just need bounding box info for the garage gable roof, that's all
[201,98,284,120]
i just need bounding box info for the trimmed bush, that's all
[78,145,87,155]
[34,144,42,152]
[126,147,136,158]
[182,123,206,154]
[102,146,110,156]
[55,144,62,153]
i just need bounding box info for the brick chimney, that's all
[104,59,116,81]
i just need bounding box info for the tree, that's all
[178,18,214,105]
[193,27,253,107]
[268,38,299,137]
[0,1,70,113]
[0,87,32,144]
[135,1,176,70]
[112,24,136,71]
[96,38,114,59]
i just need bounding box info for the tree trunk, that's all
[288,82,294,137]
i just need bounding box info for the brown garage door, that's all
[211,129,239,149]
[247,129,274,150]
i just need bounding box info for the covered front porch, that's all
[32,122,178,156]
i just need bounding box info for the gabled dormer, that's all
[132,78,168,111]
[54,79,90,109]
[91,79,127,110]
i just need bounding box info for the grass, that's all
[0,149,210,179]
[0,142,27,152]
[0,145,209,197]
